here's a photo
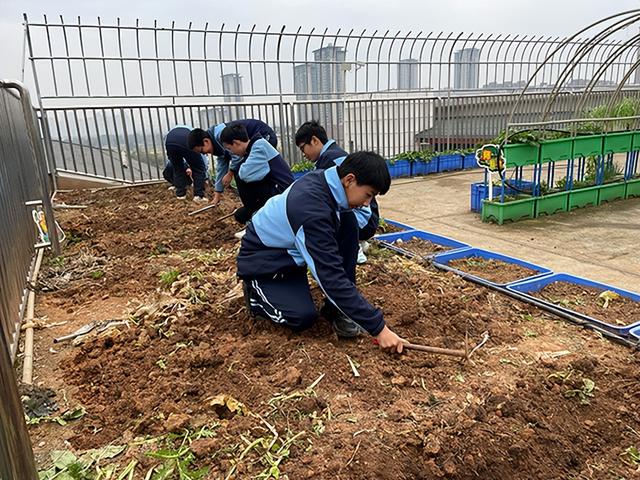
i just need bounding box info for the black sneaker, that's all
[321,302,364,338]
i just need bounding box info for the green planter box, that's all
[504,143,539,167]
[598,182,627,205]
[568,185,600,210]
[625,178,640,198]
[536,191,569,216]
[481,197,537,225]
[573,134,603,158]
[540,138,572,163]
[603,132,632,154]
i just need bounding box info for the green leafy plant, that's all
[393,150,436,163]
[159,269,180,288]
[291,159,315,172]
[577,97,640,133]
[90,270,104,280]
[564,378,596,405]
[621,446,640,465]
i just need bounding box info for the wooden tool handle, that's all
[215,210,237,222]
[403,342,467,358]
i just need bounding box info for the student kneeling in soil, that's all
[187,119,277,206]
[237,151,405,353]
[295,120,380,264]
[164,125,209,203]
[218,124,293,233]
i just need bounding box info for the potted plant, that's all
[291,159,315,180]
[390,151,431,177]
[435,149,464,172]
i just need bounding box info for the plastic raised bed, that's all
[470,180,535,212]
[568,185,600,210]
[292,171,310,180]
[507,272,640,336]
[433,247,552,287]
[463,153,478,169]
[573,134,603,159]
[375,230,470,259]
[437,154,464,172]
[504,143,539,167]
[537,190,570,216]
[386,159,411,178]
[376,218,416,234]
[540,138,573,163]
[630,325,640,342]
[412,159,438,176]
[603,132,633,155]
[481,196,537,224]
[597,181,627,205]
[625,178,640,198]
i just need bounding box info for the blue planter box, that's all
[433,247,552,287]
[470,180,535,212]
[437,154,464,172]
[412,159,438,176]
[507,273,640,336]
[292,171,310,180]
[382,218,416,231]
[386,159,411,178]
[630,325,640,342]
[463,153,478,169]
[376,230,470,259]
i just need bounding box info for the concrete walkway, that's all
[377,168,640,292]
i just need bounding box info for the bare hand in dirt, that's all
[375,325,405,354]
[222,171,233,187]
[212,192,222,205]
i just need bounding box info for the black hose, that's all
[433,262,640,350]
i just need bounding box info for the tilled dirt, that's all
[386,237,453,257]
[23,184,640,480]
[448,256,540,285]
[533,281,640,327]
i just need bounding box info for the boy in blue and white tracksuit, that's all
[187,119,277,205]
[295,121,380,262]
[237,151,405,352]
[219,124,293,225]
[164,125,208,202]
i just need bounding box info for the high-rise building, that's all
[221,73,243,102]
[222,73,243,118]
[453,48,480,90]
[293,44,346,136]
[398,59,419,91]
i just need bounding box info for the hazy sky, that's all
[1,0,639,84]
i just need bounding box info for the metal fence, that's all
[22,16,640,182]
[33,88,640,181]
[0,81,58,360]
[23,15,640,102]
[0,80,54,479]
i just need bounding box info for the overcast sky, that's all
[1,0,639,84]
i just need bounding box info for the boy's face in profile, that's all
[223,140,246,157]
[298,136,323,162]
[194,138,213,155]
[342,173,377,209]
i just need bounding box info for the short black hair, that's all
[295,120,329,146]
[220,124,249,144]
[337,151,391,195]
[187,128,211,150]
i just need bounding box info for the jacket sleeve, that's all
[238,140,273,182]
[214,156,228,192]
[353,205,372,229]
[293,215,385,336]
